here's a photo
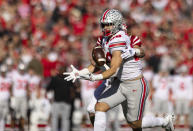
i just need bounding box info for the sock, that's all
[94,111,107,131]
[142,116,165,128]
[0,120,4,131]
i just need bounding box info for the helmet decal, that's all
[102,9,111,22]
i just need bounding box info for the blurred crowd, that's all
[0,0,193,131]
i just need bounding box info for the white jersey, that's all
[28,75,41,99]
[12,71,29,97]
[143,69,154,82]
[0,76,12,100]
[97,31,143,81]
[172,75,193,100]
[6,69,17,80]
[30,97,51,113]
[152,74,172,100]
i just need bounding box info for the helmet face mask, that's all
[100,23,114,28]
[100,9,123,37]
[101,23,114,37]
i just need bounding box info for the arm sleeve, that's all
[96,36,103,46]
[130,35,142,47]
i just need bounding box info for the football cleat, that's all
[164,114,175,131]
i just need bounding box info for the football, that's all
[92,45,106,66]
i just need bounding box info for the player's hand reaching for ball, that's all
[63,65,91,82]
[63,65,80,83]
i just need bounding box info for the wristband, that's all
[79,68,90,75]
[93,74,103,80]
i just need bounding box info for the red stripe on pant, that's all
[138,77,146,120]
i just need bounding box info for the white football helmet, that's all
[100,9,123,36]
[18,63,26,71]
[0,65,7,72]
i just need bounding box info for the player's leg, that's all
[107,106,121,131]
[121,77,149,130]
[175,100,181,126]
[61,103,71,131]
[94,78,126,131]
[20,97,28,131]
[183,100,190,127]
[10,97,18,128]
[51,103,60,131]
[87,95,97,125]
[87,80,107,125]
[14,97,24,130]
[142,115,173,128]
[94,80,107,99]
[153,98,164,116]
[122,78,173,130]
[121,77,175,131]
[0,100,9,131]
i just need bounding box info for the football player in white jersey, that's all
[64,9,175,131]
[0,65,12,131]
[28,69,42,100]
[80,80,98,120]
[143,66,154,115]
[27,69,42,129]
[5,57,17,79]
[10,63,29,130]
[29,88,51,131]
[152,69,173,115]
[173,65,193,127]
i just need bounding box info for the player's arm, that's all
[87,64,95,73]
[63,63,98,82]
[88,50,122,81]
[63,48,105,82]
[87,59,101,73]
[101,51,122,79]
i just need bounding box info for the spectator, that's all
[46,67,75,131]
[152,69,173,116]
[0,65,12,131]
[10,63,29,131]
[29,88,51,131]
[172,65,193,127]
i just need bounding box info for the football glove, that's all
[121,48,136,59]
[63,65,79,83]
[63,65,90,82]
